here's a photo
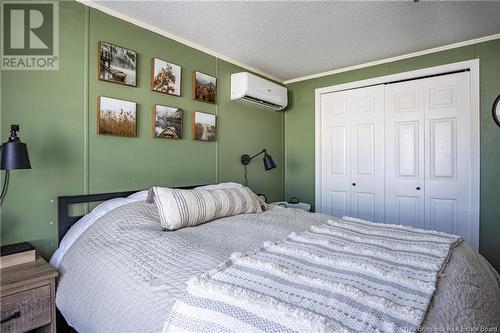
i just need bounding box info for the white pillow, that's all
[148,186,262,230]
[195,182,243,190]
[50,191,146,269]
[127,190,149,200]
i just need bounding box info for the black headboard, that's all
[57,185,202,243]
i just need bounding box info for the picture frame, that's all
[98,41,137,87]
[153,105,183,139]
[97,96,137,137]
[192,111,216,142]
[192,71,217,104]
[151,57,182,96]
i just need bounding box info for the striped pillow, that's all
[148,187,262,230]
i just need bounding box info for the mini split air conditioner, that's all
[231,72,288,111]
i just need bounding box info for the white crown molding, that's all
[75,0,500,86]
[284,33,500,84]
[76,0,284,83]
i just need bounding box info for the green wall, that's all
[217,60,284,196]
[2,0,498,270]
[284,39,500,270]
[0,1,284,259]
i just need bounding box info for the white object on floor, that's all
[271,201,311,211]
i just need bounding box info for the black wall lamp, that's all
[0,124,31,204]
[241,148,276,186]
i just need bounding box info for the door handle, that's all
[416,187,421,190]
[352,183,356,186]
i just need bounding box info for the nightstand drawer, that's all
[1,284,51,333]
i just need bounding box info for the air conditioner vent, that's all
[231,72,288,111]
[242,95,284,110]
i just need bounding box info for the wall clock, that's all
[493,94,500,127]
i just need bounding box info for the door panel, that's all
[429,198,457,234]
[396,121,419,178]
[328,191,348,217]
[354,124,374,176]
[320,92,351,216]
[395,196,421,228]
[429,86,455,109]
[319,71,474,247]
[330,127,347,175]
[395,91,418,113]
[385,80,425,227]
[352,192,375,221]
[320,85,384,220]
[354,96,374,115]
[349,86,385,222]
[423,72,471,244]
[330,100,347,117]
[430,118,456,179]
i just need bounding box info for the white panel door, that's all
[349,86,385,222]
[423,72,472,243]
[385,71,473,244]
[320,91,351,217]
[320,85,385,220]
[316,62,479,248]
[385,80,425,228]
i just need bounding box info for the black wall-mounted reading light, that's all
[241,148,276,186]
[1,124,31,204]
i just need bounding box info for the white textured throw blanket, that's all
[165,217,462,333]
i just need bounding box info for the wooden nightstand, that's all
[0,258,58,333]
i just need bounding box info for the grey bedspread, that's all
[56,201,500,333]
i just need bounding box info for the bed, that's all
[53,186,500,333]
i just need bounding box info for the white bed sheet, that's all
[56,201,500,333]
[49,190,149,269]
[50,183,243,269]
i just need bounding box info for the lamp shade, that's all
[263,152,276,171]
[1,129,31,170]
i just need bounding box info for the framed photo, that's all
[192,111,216,142]
[98,41,137,86]
[153,105,183,139]
[97,96,137,137]
[151,58,181,96]
[192,71,217,104]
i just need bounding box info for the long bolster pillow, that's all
[147,186,262,230]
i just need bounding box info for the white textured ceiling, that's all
[94,1,500,81]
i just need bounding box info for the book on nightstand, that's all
[0,242,36,269]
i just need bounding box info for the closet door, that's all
[385,71,472,243]
[423,72,472,241]
[385,80,425,228]
[320,90,352,217]
[319,85,385,221]
[349,86,385,222]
